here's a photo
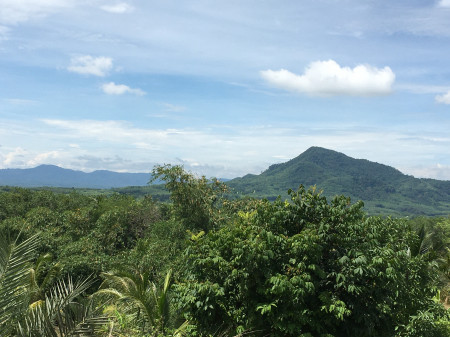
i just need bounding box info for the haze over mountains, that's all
[0,164,150,188]
[0,147,449,216]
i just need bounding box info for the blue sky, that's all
[1,0,450,179]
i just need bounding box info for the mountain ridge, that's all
[0,164,151,188]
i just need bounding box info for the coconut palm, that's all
[28,253,61,305]
[0,232,108,336]
[96,268,174,336]
[0,233,40,335]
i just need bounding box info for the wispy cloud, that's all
[100,2,134,14]
[68,55,113,77]
[101,82,146,95]
[0,0,74,25]
[33,118,450,179]
[435,90,450,104]
[161,103,186,112]
[438,0,450,8]
[399,164,450,181]
[3,98,38,105]
[261,60,395,96]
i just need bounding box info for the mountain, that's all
[227,147,450,216]
[1,148,449,216]
[0,165,151,189]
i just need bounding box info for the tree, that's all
[175,187,447,337]
[96,268,176,336]
[0,233,107,336]
[151,164,228,231]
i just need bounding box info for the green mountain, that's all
[227,147,450,217]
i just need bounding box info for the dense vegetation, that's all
[0,165,449,336]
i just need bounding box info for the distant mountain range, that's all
[0,147,449,216]
[0,165,150,188]
[227,147,450,216]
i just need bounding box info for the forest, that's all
[0,164,449,337]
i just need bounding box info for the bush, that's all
[175,187,444,337]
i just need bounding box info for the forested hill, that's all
[0,164,150,188]
[227,147,450,216]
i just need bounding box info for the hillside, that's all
[0,165,150,188]
[227,147,450,216]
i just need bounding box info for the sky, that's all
[1,0,450,180]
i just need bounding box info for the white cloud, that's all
[400,164,450,181]
[0,25,10,40]
[438,0,450,8]
[100,2,134,14]
[2,147,28,166]
[0,118,446,179]
[101,82,146,95]
[68,55,113,76]
[435,90,450,104]
[261,60,395,96]
[4,98,38,105]
[27,151,60,166]
[161,103,186,112]
[0,0,74,25]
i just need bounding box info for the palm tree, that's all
[28,253,61,305]
[410,218,450,306]
[0,233,40,335]
[96,268,174,336]
[0,232,108,336]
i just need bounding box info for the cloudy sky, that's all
[1,0,450,179]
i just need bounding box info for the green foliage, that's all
[151,164,229,231]
[0,233,40,335]
[0,189,164,279]
[17,277,108,337]
[395,302,450,337]
[408,216,450,305]
[96,268,176,336]
[124,219,188,282]
[0,233,107,337]
[175,186,446,336]
[1,170,448,336]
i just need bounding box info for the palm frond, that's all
[0,233,40,334]
[19,276,109,337]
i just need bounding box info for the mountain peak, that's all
[227,147,450,216]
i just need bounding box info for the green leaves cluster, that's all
[0,233,108,337]
[175,187,447,336]
[151,164,228,231]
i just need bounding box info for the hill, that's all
[0,165,151,189]
[227,147,450,216]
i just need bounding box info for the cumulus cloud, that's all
[2,147,28,166]
[435,90,450,104]
[27,151,60,166]
[260,60,395,96]
[101,82,146,95]
[100,2,134,13]
[68,55,113,76]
